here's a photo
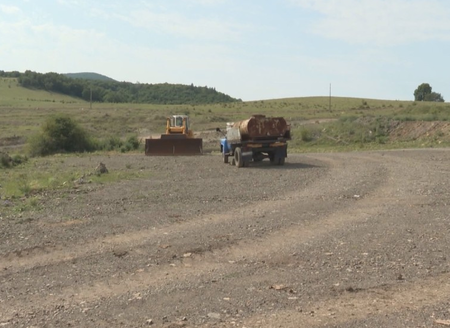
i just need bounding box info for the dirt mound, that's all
[389,121,450,142]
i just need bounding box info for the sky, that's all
[1,0,449,101]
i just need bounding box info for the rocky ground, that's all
[1,149,450,327]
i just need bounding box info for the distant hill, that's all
[2,70,241,105]
[64,72,116,82]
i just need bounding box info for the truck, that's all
[218,115,291,167]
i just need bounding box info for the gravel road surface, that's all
[1,149,450,327]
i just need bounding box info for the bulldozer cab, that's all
[167,115,190,135]
[172,115,188,128]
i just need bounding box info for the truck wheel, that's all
[223,153,229,164]
[269,152,276,164]
[234,147,243,168]
[277,157,285,165]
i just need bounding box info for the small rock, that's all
[95,162,108,175]
[207,312,221,319]
[146,319,153,325]
[435,319,450,326]
[113,249,128,258]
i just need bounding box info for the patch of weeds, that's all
[0,152,11,168]
[359,100,370,109]
[1,153,28,168]
[47,176,60,188]
[376,136,388,144]
[17,174,32,196]
[16,217,34,224]
[300,128,313,142]
[13,196,42,215]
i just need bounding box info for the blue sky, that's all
[1,0,449,101]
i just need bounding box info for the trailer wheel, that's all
[269,152,275,164]
[234,147,243,168]
[277,157,285,165]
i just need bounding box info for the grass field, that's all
[1,77,450,202]
[2,77,450,151]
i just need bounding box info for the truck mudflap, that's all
[145,138,203,156]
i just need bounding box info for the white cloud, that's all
[0,4,21,15]
[289,0,450,46]
[0,16,117,72]
[186,0,226,5]
[56,0,82,6]
[118,9,243,42]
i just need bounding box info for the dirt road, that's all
[1,149,450,327]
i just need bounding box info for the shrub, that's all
[125,135,140,150]
[98,135,140,152]
[300,128,313,142]
[28,115,95,156]
[0,152,12,168]
[102,136,123,151]
[0,152,27,168]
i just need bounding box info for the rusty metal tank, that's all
[230,115,290,141]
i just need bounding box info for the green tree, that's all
[414,83,444,102]
[424,92,444,102]
[414,83,432,101]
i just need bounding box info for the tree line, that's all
[0,70,241,105]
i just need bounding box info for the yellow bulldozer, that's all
[145,115,203,156]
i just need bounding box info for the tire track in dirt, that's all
[0,153,381,274]
[241,271,450,328]
[1,153,414,321]
[3,151,447,326]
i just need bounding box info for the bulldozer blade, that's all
[145,138,203,156]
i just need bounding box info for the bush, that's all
[0,152,12,168]
[28,115,95,157]
[102,136,123,151]
[98,135,140,152]
[0,152,28,168]
[300,128,313,142]
[125,135,140,150]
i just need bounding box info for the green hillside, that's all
[64,72,116,82]
[2,70,241,105]
[2,74,450,154]
[0,77,85,107]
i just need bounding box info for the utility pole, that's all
[329,83,332,111]
[90,87,92,109]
